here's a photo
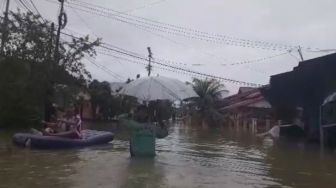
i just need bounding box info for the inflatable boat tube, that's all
[13,129,114,149]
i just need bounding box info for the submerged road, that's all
[1,123,336,188]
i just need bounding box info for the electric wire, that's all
[44,0,303,51]
[68,0,294,49]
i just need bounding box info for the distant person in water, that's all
[257,107,304,138]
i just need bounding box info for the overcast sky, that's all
[7,0,336,93]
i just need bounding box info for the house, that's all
[238,87,255,94]
[264,53,336,143]
[76,92,99,120]
[219,87,276,133]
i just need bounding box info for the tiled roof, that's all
[219,87,271,111]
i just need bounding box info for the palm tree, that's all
[191,78,225,127]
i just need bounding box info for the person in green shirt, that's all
[119,105,168,157]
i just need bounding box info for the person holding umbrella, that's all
[118,76,197,157]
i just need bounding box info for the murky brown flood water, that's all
[1,122,336,188]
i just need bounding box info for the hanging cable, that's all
[68,0,293,49]
[43,0,309,51]
[122,0,167,14]
[17,0,34,12]
[61,31,263,86]
[61,27,289,68]
[28,0,42,16]
[84,56,124,81]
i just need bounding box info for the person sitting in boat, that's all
[53,113,82,139]
[35,111,82,139]
[41,109,72,134]
[40,111,62,134]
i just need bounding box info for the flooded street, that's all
[1,123,336,188]
[1,0,336,187]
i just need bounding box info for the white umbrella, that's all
[119,76,197,101]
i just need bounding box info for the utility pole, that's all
[1,0,10,55]
[54,0,66,64]
[298,46,304,61]
[49,23,55,60]
[147,47,153,76]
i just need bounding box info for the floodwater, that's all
[1,123,336,188]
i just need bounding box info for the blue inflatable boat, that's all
[13,130,114,149]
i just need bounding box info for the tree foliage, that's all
[191,78,225,126]
[88,80,112,119]
[0,10,100,80]
[88,80,138,120]
[0,58,49,127]
[0,10,100,127]
[192,78,224,111]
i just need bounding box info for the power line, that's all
[70,0,325,52]
[68,0,292,49]
[153,51,289,67]
[220,51,289,66]
[96,50,210,80]
[60,31,263,86]
[288,50,300,62]
[61,28,144,58]
[122,0,167,14]
[67,1,290,51]
[62,10,290,69]
[48,0,334,53]
[44,0,304,51]
[3,1,124,82]
[22,0,34,11]
[61,27,289,69]
[14,0,23,9]
[58,2,294,73]
[59,31,131,81]
[84,56,124,81]
[15,0,47,23]
[63,32,263,86]
[28,0,42,17]
[17,0,33,13]
[57,33,123,81]
[69,5,99,38]
[99,43,263,86]
[73,4,234,66]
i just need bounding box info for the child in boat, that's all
[55,114,82,139]
[41,109,70,134]
[35,110,82,139]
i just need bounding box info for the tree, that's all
[0,10,100,80]
[191,78,225,126]
[0,10,100,127]
[88,80,112,120]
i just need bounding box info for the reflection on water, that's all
[1,123,336,188]
[0,147,77,187]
